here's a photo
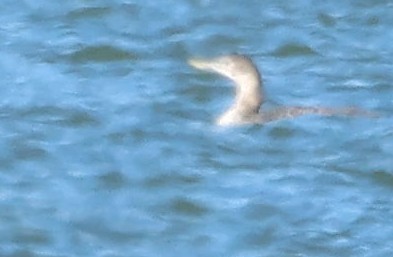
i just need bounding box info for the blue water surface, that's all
[0,1,392,256]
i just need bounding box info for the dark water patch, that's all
[272,43,317,57]
[371,170,393,188]
[318,13,337,27]
[241,226,277,248]
[143,172,202,189]
[73,219,146,244]
[325,164,364,180]
[244,203,282,221]
[196,34,243,53]
[366,16,380,26]
[178,82,219,107]
[290,232,354,257]
[163,41,189,59]
[0,249,38,257]
[162,25,189,39]
[59,110,99,127]
[96,170,128,190]
[170,197,209,217]
[68,45,135,63]
[375,82,393,92]
[12,228,51,246]
[11,143,48,161]
[106,131,134,145]
[12,106,100,128]
[268,126,296,138]
[67,6,112,20]
[327,164,393,189]
[107,125,158,145]
[117,2,140,16]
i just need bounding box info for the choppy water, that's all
[1,1,392,256]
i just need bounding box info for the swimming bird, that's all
[188,54,372,126]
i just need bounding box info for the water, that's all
[1,1,392,256]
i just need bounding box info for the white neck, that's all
[217,73,263,126]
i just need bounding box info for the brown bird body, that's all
[188,54,374,126]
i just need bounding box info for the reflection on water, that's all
[0,0,392,256]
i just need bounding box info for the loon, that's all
[188,54,372,126]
